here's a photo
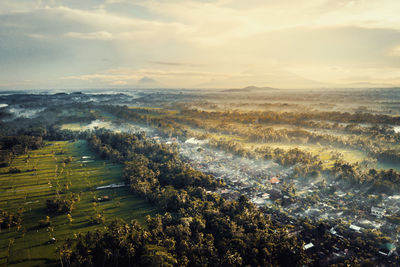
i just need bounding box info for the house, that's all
[336,191,346,198]
[269,177,280,184]
[349,224,362,233]
[96,183,126,190]
[94,196,111,202]
[371,206,386,218]
[329,227,337,235]
[304,243,314,250]
[219,189,230,194]
[262,192,270,199]
[378,243,396,256]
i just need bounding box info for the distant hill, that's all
[138,76,158,85]
[135,76,165,88]
[222,85,278,92]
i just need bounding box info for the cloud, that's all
[150,61,185,66]
[149,61,205,67]
[134,0,400,34]
[46,5,189,38]
[65,31,114,40]
[25,33,49,39]
[110,80,128,85]
[389,45,400,57]
[1,0,400,89]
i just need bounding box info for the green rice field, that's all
[0,140,156,266]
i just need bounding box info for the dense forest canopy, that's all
[1,90,400,266]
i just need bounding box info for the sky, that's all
[0,0,400,90]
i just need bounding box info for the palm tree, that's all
[7,238,14,263]
[67,214,73,224]
[0,217,3,233]
[102,249,112,267]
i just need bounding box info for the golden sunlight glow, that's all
[0,0,399,89]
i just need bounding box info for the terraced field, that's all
[0,140,156,266]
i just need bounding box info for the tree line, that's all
[58,131,307,266]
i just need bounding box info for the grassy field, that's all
[193,129,366,168]
[257,142,366,167]
[60,120,112,131]
[0,140,156,266]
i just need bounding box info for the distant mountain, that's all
[135,76,165,88]
[222,85,278,92]
[138,76,158,85]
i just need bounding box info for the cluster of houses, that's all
[178,139,400,259]
[178,140,294,203]
[126,126,400,259]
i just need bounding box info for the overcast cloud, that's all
[0,0,399,89]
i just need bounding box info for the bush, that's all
[90,212,105,225]
[46,194,80,214]
[38,216,51,228]
[8,167,21,174]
